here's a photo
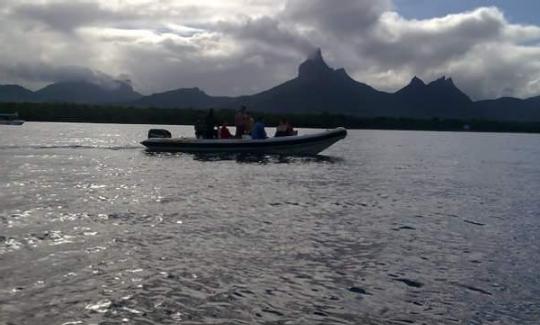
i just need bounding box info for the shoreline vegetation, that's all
[2,102,540,134]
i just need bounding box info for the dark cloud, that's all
[441,43,540,99]
[0,62,126,90]
[352,7,540,98]
[115,39,301,96]
[360,8,506,70]
[1,1,540,99]
[13,1,124,32]
[216,16,315,55]
[283,0,393,36]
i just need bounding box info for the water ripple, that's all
[1,123,540,324]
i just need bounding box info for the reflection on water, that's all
[1,123,540,324]
[144,150,344,164]
[152,152,343,164]
[0,144,142,150]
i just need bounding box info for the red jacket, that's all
[219,126,233,139]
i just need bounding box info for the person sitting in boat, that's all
[245,113,255,135]
[218,122,233,139]
[274,118,296,137]
[234,106,247,138]
[204,109,218,139]
[251,117,268,140]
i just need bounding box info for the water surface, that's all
[1,122,540,324]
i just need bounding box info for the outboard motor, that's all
[148,129,172,139]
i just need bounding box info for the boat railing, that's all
[0,113,19,120]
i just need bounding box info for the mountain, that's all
[231,48,393,116]
[36,80,141,104]
[133,87,233,108]
[0,80,142,104]
[0,84,35,102]
[474,96,540,122]
[396,76,471,106]
[136,48,394,116]
[133,49,482,119]
[1,49,540,121]
[394,76,474,118]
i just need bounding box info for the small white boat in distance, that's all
[0,113,24,125]
[141,127,347,155]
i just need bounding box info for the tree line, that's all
[2,102,540,133]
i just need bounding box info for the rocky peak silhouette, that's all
[298,48,334,80]
[410,76,426,87]
[2,48,539,121]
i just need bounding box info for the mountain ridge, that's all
[1,49,539,121]
[0,80,141,104]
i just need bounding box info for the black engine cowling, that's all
[148,129,172,138]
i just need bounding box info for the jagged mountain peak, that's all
[396,76,426,95]
[429,76,455,86]
[307,48,324,62]
[410,76,426,86]
[298,48,334,80]
[395,74,472,106]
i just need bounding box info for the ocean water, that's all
[1,122,540,325]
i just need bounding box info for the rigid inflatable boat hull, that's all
[141,127,347,155]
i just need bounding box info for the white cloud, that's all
[0,0,540,100]
[357,7,540,99]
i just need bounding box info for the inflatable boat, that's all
[0,113,24,125]
[141,127,347,155]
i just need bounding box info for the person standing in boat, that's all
[244,113,255,135]
[194,117,204,139]
[251,116,268,140]
[234,106,247,138]
[204,109,218,139]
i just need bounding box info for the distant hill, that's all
[393,76,474,119]
[36,81,141,104]
[1,49,539,121]
[0,84,35,102]
[132,87,233,108]
[0,80,141,104]
[474,96,540,121]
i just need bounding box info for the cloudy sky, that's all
[1,0,540,100]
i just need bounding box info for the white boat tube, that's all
[141,127,347,155]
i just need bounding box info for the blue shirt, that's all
[251,122,267,140]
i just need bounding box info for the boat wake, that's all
[145,151,344,164]
[0,145,141,151]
